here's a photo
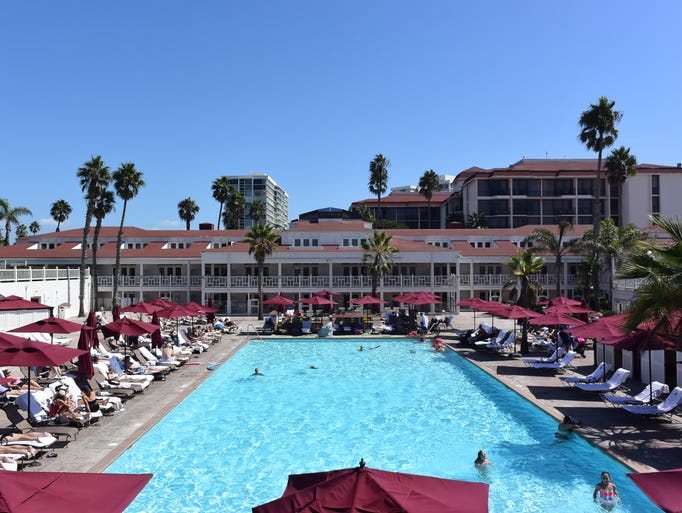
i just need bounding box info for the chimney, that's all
[199,223,215,230]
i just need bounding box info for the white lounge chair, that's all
[560,362,611,385]
[523,347,565,366]
[575,368,630,392]
[474,330,507,348]
[604,381,670,406]
[487,331,516,352]
[531,351,576,370]
[622,387,682,418]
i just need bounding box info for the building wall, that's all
[621,170,682,227]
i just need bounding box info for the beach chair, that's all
[1,402,79,442]
[486,331,515,352]
[621,387,682,419]
[604,381,669,406]
[523,347,565,366]
[559,362,611,385]
[530,351,577,371]
[575,368,630,392]
[474,330,507,348]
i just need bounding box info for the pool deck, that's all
[29,312,681,474]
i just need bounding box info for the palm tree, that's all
[617,215,682,347]
[91,189,116,305]
[223,192,246,229]
[177,198,199,230]
[605,146,637,224]
[0,199,32,246]
[361,231,399,299]
[578,219,645,310]
[578,96,622,310]
[418,169,440,229]
[525,220,577,298]
[112,162,145,308]
[352,204,375,224]
[245,223,279,320]
[29,221,40,235]
[466,211,488,229]
[249,199,266,226]
[368,154,389,221]
[15,224,27,239]
[77,155,111,316]
[50,199,72,232]
[211,176,232,229]
[504,248,545,353]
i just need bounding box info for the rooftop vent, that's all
[199,222,214,230]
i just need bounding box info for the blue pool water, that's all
[107,339,658,513]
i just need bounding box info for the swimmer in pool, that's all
[252,368,264,376]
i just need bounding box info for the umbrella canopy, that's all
[185,301,217,315]
[150,311,164,349]
[120,301,160,315]
[76,326,96,380]
[627,467,682,513]
[485,304,542,320]
[150,297,176,309]
[262,295,296,306]
[0,295,52,311]
[566,320,627,339]
[399,293,442,306]
[300,296,338,306]
[528,312,586,328]
[155,304,195,320]
[9,317,83,344]
[350,295,386,305]
[314,290,342,299]
[252,461,489,513]
[0,333,87,366]
[455,298,491,310]
[100,317,160,338]
[85,310,98,328]
[0,469,152,513]
[544,304,596,315]
[537,296,582,307]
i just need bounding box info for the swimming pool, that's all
[107,338,658,512]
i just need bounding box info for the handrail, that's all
[245,324,263,342]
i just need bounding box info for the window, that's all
[513,199,541,215]
[512,179,541,196]
[478,179,509,196]
[542,199,572,217]
[651,175,660,215]
[577,178,593,195]
[542,179,574,196]
[479,199,509,216]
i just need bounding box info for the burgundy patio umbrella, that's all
[206,298,216,324]
[400,293,442,306]
[300,296,338,307]
[252,460,489,513]
[0,469,152,513]
[0,333,87,419]
[262,295,296,312]
[544,304,596,315]
[85,310,98,328]
[455,297,492,329]
[120,301,161,315]
[150,311,164,349]
[350,295,386,319]
[9,316,82,344]
[76,326,96,380]
[0,295,52,312]
[627,467,682,513]
[112,305,121,321]
[314,290,342,299]
[150,297,176,309]
[100,317,161,372]
[482,304,542,353]
[528,312,586,328]
[537,296,582,307]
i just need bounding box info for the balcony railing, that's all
[0,267,81,283]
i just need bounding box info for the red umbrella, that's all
[85,310,98,328]
[150,297,176,309]
[300,296,338,306]
[185,301,216,315]
[112,305,121,321]
[76,326,96,380]
[0,469,152,513]
[544,304,596,315]
[120,302,161,315]
[455,298,493,329]
[150,311,164,349]
[206,298,216,324]
[100,317,161,372]
[485,304,541,319]
[627,467,682,513]
[262,295,296,306]
[566,319,627,339]
[10,317,83,344]
[400,293,442,306]
[314,290,342,299]
[528,312,586,328]
[350,295,386,305]
[537,296,582,307]
[0,295,52,311]
[155,304,195,320]
[252,460,489,513]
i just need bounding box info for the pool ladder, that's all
[246,324,264,342]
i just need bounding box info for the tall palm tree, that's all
[223,192,246,229]
[617,215,682,347]
[77,155,111,316]
[245,223,279,320]
[418,169,440,229]
[605,146,637,224]
[504,248,545,353]
[419,169,440,228]
[578,219,645,310]
[50,199,72,232]
[112,162,145,308]
[211,176,232,229]
[578,96,622,310]
[29,221,40,235]
[91,189,116,305]
[0,199,32,246]
[249,199,266,226]
[368,154,389,221]
[525,220,577,298]
[361,231,398,299]
[177,198,199,230]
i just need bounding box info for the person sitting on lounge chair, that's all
[49,386,88,423]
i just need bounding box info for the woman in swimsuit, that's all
[593,471,621,511]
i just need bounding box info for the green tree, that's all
[617,215,682,348]
[525,220,577,299]
[77,155,111,316]
[418,169,440,229]
[361,231,398,299]
[112,162,145,308]
[0,199,32,246]
[504,248,545,353]
[368,154,389,221]
[466,211,488,229]
[352,204,375,224]
[249,199,266,225]
[177,197,199,230]
[211,176,232,229]
[578,96,622,310]
[50,199,72,232]
[15,224,27,239]
[245,223,279,320]
[29,221,40,235]
[605,146,637,224]
[91,189,116,305]
[223,192,246,229]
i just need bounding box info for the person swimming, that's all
[593,471,621,511]
[555,415,582,440]
[474,450,491,467]
[252,368,264,376]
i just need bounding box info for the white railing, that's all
[0,267,80,283]
[613,278,646,291]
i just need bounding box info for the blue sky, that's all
[1,1,680,233]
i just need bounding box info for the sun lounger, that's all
[486,331,515,352]
[621,387,682,419]
[1,403,79,442]
[575,368,630,392]
[604,381,670,406]
[474,330,507,348]
[560,362,611,385]
[530,351,576,370]
[523,347,565,366]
